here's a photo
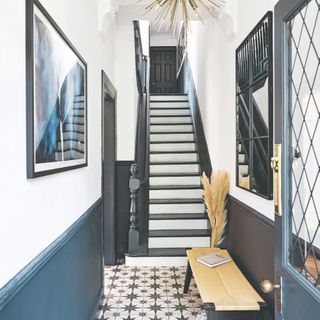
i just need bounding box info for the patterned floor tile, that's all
[96,265,203,320]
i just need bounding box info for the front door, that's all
[150,46,177,93]
[274,0,320,319]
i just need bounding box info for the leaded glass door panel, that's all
[274,0,320,319]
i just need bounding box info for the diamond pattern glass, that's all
[288,0,320,288]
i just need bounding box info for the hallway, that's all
[1,0,320,319]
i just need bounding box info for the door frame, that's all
[101,71,117,265]
[150,46,177,93]
[274,0,320,318]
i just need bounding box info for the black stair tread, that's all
[150,131,194,134]
[150,150,198,154]
[150,132,194,135]
[150,172,200,177]
[151,123,192,125]
[150,101,189,104]
[148,248,187,257]
[150,107,189,110]
[150,123,193,126]
[150,198,203,204]
[149,213,207,220]
[150,141,196,144]
[150,93,187,96]
[150,161,199,165]
[149,229,210,237]
[150,114,192,118]
[150,185,201,190]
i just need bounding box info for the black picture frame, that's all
[235,11,273,199]
[26,0,88,178]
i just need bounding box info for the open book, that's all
[196,252,232,268]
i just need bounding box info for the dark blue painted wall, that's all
[0,199,103,320]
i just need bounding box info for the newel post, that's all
[128,163,140,253]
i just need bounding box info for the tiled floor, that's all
[96,265,205,320]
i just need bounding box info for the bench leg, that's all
[183,261,193,294]
[204,303,220,320]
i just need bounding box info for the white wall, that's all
[187,0,278,220]
[0,0,114,288]
[114,22,138,160]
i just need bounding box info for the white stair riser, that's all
[150,109,190,116]
[151,117,192,124]
[149,203,204,214]
[149,219,208,230]
[148,237,210,248]
[150,143,196,152]
[150,102,189,109]
[150,134,194,142]
[150,153,198,163]
[150,95,188,101]
[238,154,245,163]
[150,164,199,174]
[150,125,193,133]
[239,164,249,175]
[150,176,201,186]
[125,256,187,267]
[150,189,203,199]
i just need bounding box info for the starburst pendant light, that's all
[141,0,226,33]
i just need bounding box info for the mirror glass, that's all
[236,12,273,199]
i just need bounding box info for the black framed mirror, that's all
[236,12,273,199]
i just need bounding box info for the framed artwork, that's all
[26,0,87,178]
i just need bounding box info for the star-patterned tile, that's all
[94,265,205,320]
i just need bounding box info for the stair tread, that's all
[150,131,194,134]
[151,114,191,117]
[150,107,190,110]
[149,229,210,237]
[149,213,207,220]
[150,198,203,204]
[150,141,196,144]
[150,151,198,154]
[150,161,199,165]
[150,123,193,125]
[150,185,201,190]
[150,173,200,177]
[148,248,187,257]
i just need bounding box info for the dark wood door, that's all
[273,0,320,319]
[150,47,177,93]
[102,71,117,265]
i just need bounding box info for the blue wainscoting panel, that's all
[0,199,103,320]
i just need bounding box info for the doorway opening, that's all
[150,46,177,93]
[101,71,117,265]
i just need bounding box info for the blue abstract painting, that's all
[32,5,87,175]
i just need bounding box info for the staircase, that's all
[126,94,211,266]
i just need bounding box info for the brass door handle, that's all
[260,280,281,293]
[272,144,282,216]
[152,82,155,86]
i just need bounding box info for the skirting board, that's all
[0,198,103,320]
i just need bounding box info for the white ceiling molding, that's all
[224,0,237,33]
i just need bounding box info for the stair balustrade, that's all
[128,21,150,255]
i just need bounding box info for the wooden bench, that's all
[183,248,268,320]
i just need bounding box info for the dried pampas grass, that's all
[201,170,230,247]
